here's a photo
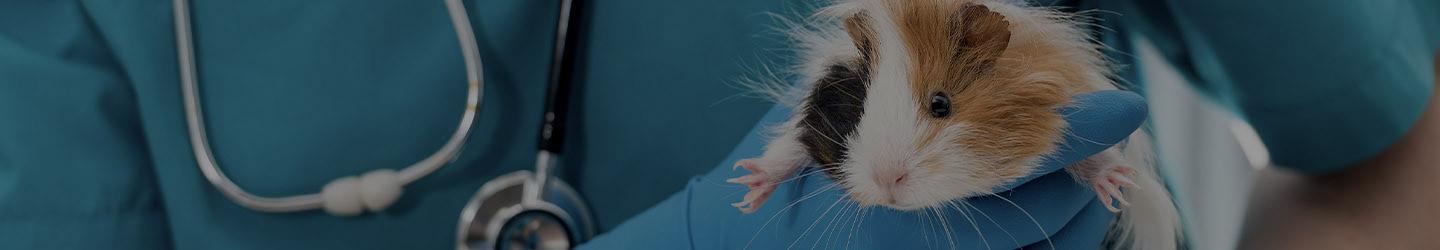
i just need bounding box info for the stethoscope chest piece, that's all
[457,170,594,250]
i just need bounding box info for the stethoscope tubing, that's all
[173,0,485,213]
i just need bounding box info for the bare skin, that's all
[1239,54,1440,249]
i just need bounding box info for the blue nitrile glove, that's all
[580,90,1148,249]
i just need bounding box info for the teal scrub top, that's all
[1,0,1435,249]
[0,0,784,249]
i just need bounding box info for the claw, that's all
[732,189,771,214]
[752,190,772,208]
[733,159,755,171]
[743,188,761,200]
[1109,175,1140,190]
[1095,183,1120,212]
[1100,182,1129,207]
[732,181,775,214]
[726,175,760,186]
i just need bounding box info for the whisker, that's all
[984,192,1056,250]
[846,206,867,250]
[840,204,860,249]
[801,120,845,148]
[958,200,1019,247]
[811,201,852,250]
[919,209,934,249]
[951,202,991,250]
[830,79,864,102]
[834,200,861,250]
[934,207,958,250]
[745,183,840,250]
[786,196,847,250]
[813,108,851,150]
[768,168,831,186]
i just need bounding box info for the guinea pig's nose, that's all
[872,170,909,193]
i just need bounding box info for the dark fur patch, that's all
[798,62,870,179]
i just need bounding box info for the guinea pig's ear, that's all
[843,13,876,63]
[951,4,1011,73]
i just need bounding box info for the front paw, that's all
[727,159,779,214]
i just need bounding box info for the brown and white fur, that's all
[727,0,1180,249]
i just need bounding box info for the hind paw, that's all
[1090,166,1139,212]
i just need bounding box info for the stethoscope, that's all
[172,0,594,248]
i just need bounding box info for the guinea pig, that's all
[726,0,1180,249]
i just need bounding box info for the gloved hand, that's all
[580,90,1148,249]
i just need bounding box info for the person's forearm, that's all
[1239,54,1440,249]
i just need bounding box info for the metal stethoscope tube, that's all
[173,0,484,215]
[457,0,596,249]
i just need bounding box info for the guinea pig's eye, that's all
[929,92,951,118]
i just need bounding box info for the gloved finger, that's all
[582,165,1111,249]
[1021,199,1115,250]
[991,90,1149,192]
[686,164,1099,249]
